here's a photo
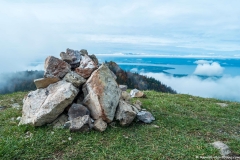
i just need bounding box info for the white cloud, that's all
[141,72,240,102]
[193,61,224,76]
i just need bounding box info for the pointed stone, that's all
[82,64,121,123]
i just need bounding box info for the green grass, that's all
[0,91,240,159]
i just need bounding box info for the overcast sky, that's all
[1,0,240,72]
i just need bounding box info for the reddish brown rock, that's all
[82,64,121,123]
[44,56,71,79]
[75,54,98,78]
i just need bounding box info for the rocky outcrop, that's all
[63,72,86,88]
[115,100,138,126]
[19,81,79,126]
[75,54,98,78]
[44,56,71,79]
[82,64,121,123]
[34,77,60,89]
[19,48,155,133]
[68,103,90,121]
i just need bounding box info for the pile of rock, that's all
[19,48,155,132]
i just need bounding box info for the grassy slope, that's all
[0,91,239,159]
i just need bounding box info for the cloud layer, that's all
[141,72,240,102]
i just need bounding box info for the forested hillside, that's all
[106,61,176,94]
[0,71,44,94]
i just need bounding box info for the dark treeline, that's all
[0,71,44,94]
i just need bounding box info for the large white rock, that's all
[82,64,121,123]
[19,81,79,126]
[115,100,138,126]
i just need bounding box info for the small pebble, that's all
[152,125,160,128]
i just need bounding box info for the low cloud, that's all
[141,72,240,102]
[193,60,224,76]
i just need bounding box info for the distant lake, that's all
[97,56,240,77]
